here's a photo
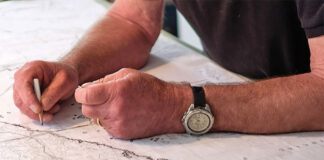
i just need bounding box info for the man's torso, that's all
[173,0,311,79]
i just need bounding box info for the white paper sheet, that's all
[0,0,323,159]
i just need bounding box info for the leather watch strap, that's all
[192,86,206,108]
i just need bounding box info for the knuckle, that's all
[119,68,131,73]
[118,68,136,75]
[24,60,46,68]
[15,61,46,80]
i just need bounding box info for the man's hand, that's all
[13,61,79,122]
[75,68,192,140]
[12,0,164,126]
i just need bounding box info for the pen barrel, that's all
[33,79,41,101]
[33,78,43,125]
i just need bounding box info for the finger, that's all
[19,105,53,122]
[14,80,42,114]
[81,104,106,119]
[13,62,49,114]
[75,83,110,105]
[41,71,73,111]
[14,84,54,122]
[13,86,39,120]
[48,104,60,114]
[81,74,117,88]
[81,68,133,88]
[76,68,137,105]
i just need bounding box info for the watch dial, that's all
[188,113,210,132]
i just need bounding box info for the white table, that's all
[0,0,323,159]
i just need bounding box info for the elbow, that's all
[107,8,162,46]
[106,10,160,69]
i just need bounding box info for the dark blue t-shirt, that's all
[173,0,324,79]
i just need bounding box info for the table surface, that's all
[0,0,324,160]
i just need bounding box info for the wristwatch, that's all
[182,86,214,135]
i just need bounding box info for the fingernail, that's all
[30,104,40,113]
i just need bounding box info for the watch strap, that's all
[192,86,206,108]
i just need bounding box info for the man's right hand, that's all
[13,61,79,122]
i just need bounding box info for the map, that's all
[0,0,323,160]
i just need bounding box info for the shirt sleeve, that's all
[295,0,324,38]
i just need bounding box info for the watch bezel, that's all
[182,104,214,135]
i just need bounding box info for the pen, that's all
[33,78,43,125]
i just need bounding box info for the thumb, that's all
[81,73,119,88]
[81,68,132,88]
[75,83,111,105]
[41,72,74,111]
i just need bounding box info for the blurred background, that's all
[164,0,203,51]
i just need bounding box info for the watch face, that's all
[188,112,210,132]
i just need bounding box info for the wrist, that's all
[168,83,193,133]
[59,58,82,84]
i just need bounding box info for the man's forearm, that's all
[60,12,158,84]
[203,73,324,133]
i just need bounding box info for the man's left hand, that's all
[75,68,191,140]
